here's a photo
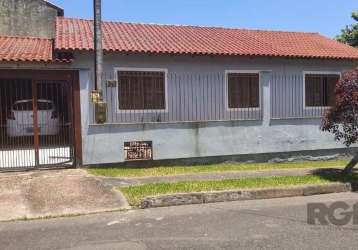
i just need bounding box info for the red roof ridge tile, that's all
[57,16,320,36]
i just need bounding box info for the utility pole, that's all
[94,0,103,92]
[92,0,107,123]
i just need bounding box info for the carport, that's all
[0,70,82,170]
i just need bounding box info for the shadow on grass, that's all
[311,168,358,192]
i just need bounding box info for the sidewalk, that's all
[99,167,344,187]
[0,169,129,221]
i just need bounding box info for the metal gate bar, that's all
[32,80,40,166]
[0,77,74,170]
[0,78,36,169]
[36,80,73,167]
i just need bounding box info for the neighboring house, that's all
[0,0,63,38]
[0,0,358,169]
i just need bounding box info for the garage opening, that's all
[0,71,79,170]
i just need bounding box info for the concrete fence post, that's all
[261,71,272,127]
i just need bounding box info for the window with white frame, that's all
[227,72,260,109]
[304,73,340,107]
[117,70,166,110]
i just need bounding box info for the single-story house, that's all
[1,0,358,169]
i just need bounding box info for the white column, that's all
[261,71,272,127]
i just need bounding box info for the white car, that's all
[7,99,60,137]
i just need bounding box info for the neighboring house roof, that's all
[0,36,54,62]
[56,17,358,60]
[43,0,64,16]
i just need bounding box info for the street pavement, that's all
[1,192,358,250]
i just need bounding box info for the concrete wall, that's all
[74,53,358,165]
[0,0,62,38]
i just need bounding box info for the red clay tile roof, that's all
[56,17,358,60]
[0,36,73,63]
[0,36,54,62]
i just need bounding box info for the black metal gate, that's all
[0,77,74,170]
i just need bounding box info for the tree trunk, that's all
[343,151,358,174]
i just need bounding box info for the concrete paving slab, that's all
[0,169,129,221]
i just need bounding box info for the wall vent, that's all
[124,141,153,161]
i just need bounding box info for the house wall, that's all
[0,0,62,38]
[77,53,358,122]
[74,53,358,165]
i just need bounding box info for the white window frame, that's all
[302,71,341,110]
[224,70,262,111]
[114,67,169,113]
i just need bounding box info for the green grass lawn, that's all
[88,159,348,178]
[120,173,357,206]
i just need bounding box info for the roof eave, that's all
[55,48,358,61]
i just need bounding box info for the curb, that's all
[140,182,352,208]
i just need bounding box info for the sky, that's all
[50,0,357,38]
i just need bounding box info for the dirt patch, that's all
[0,169,129,221]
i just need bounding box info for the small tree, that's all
[321,67,358,173]
[336,11,358,47]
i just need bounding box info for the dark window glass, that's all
[228,73,260,108]
[118,71,165,110]
[305,74,339,107]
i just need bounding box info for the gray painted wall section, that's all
[270,74,330,119]
[101,72,261,123]
[76,53,358,165]
[74,53,358,123]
